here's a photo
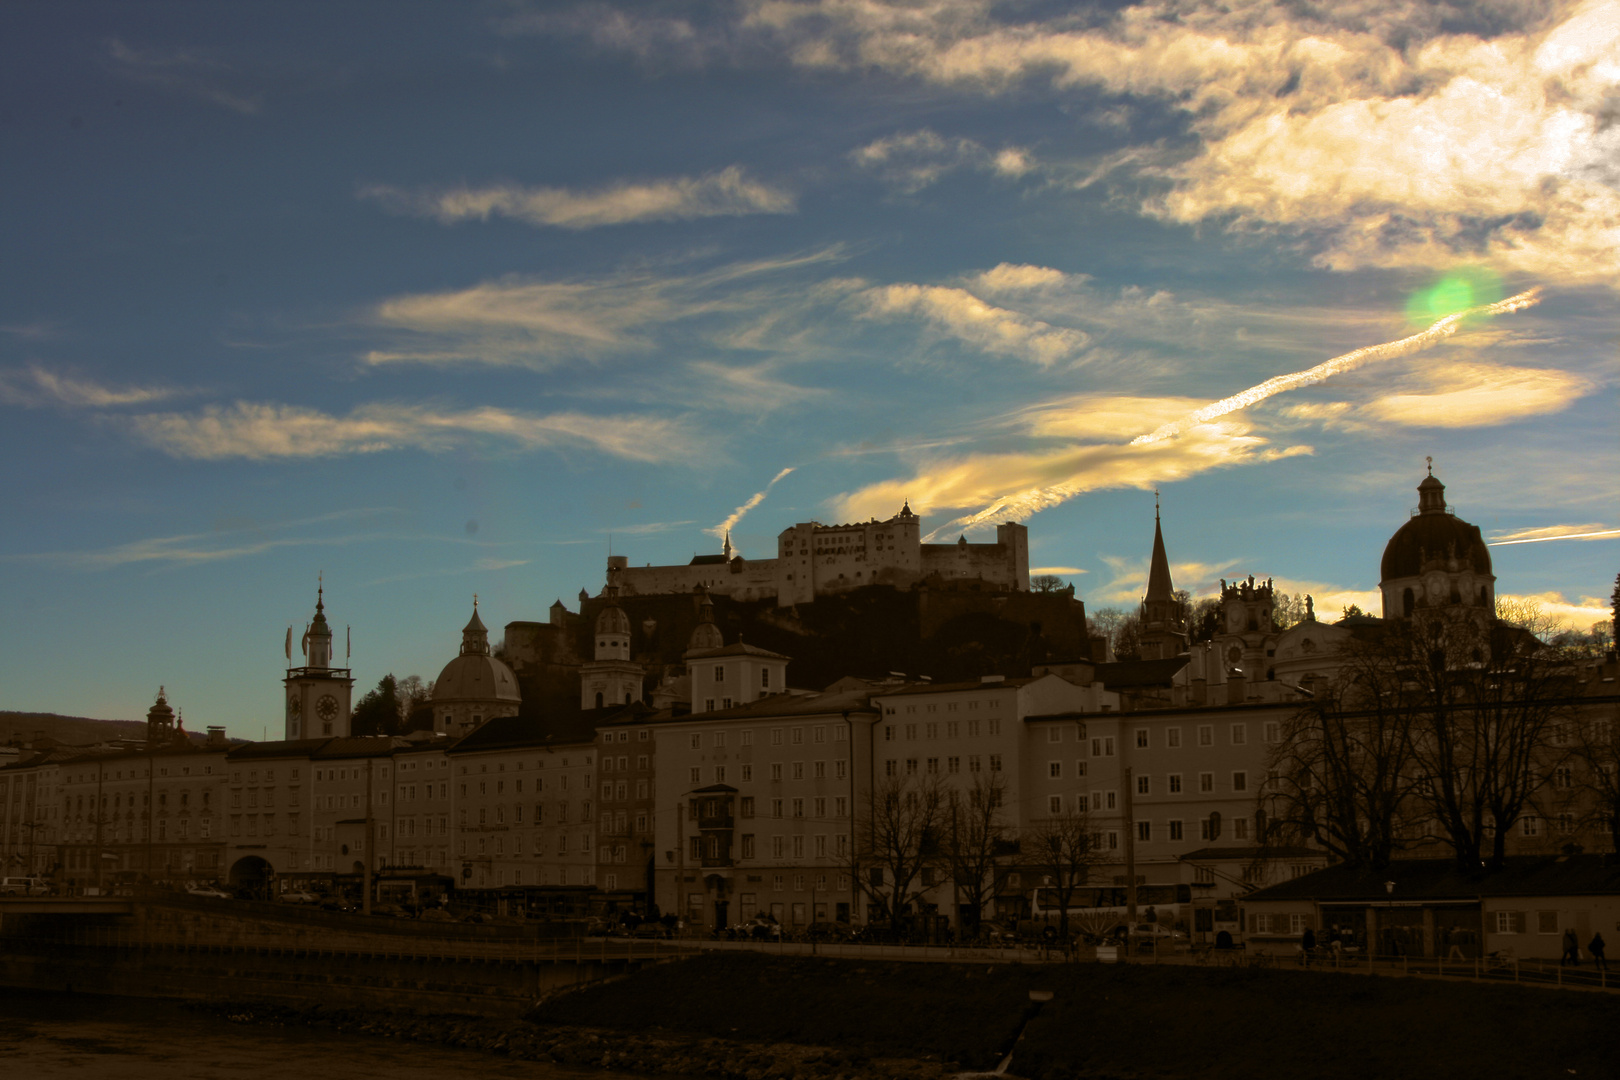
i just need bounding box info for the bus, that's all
[1030,883,1193,933]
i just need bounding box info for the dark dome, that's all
[1380,506,1492,581]
[433,653,521,703]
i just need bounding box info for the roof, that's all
[1246,855,1620,903]
[432,651,521,703]
[673,686,882,722]
[1023,711,1088,724]
[595,703,659,729]
[225,738,335,761]
[1380,476,1491,581]
[688,553,728,566]
[1094,656,1189,687]
[683,641,791,661]
[690,783,738,794]
[1145,510,1175,603]
[1180,846,1321,862]
[311,736,410,760]
[873,677,1038,697]
[447,710,604,754]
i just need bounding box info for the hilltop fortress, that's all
[606,503,1029,606]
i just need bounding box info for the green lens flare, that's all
[1406,269,1503,326]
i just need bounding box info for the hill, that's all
[0,711,210,748]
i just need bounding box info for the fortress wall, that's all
[919,542,1022,587]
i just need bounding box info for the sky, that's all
[1,0,1616,737]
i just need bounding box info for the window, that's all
[762,668,771,690]
[1105,791,1116,810]
[884,725,894,741]
[714,731,727,748]
[1137,775,1150,796]
[740,731,752,747]
[771,763,783,781]
[1553,766,1573,790]
[1234,818,1250,840]
[772,836,785,858]
[1230,723,1247,745]
[905,723,917,740]
[1495,910,1525,934]
[1168,773,1182,794]
[988,719,1001,735]
[1166,727,1181,748]
[1198,725,1213,747]
[835,760,846,779]
[1520,816,1540,837]
[792,798,804,818]
[968,755,982,773]
[792,836,804,858]
[1135,729,1149,749]
[1263,721,1280,743]
[990,755,1002,772]
[1048,728,1063,743]
[714,665,725,683]
[1137,821,1151,841]
[1199,772,1214,793]
[1232,771,1247,792]
[1049,795,1063,814]
[792,728,804,744]
[792,762,805,781]
[814,797,826,818]
[925,758,938,775]
[1049,762,1062,779]
[771,799,783,818]
[690,734,701,750]
[1168,819,1183,840]
[740,796,755,818]
[690,767,701,784]
[772,729,784,745]
[742,834,756,859]
[714,766,726,784]
[1091,737,1115,757]
[906,758,918,775]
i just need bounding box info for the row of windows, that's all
[883,720,1002,740]
[462,777,575,797]
[460,802,592,826]
[688,761,847,785]
[692,833,850,860]
[1045,765,1250,795]
[690,726,847,750]
[601,756,650,772]
[601,729,652,744]
[602,779,652,802]
[460,832,590,858]
[693,795,849,820]
[886,756,1001,776]
[887,701,993,715]
[709,665,773,689]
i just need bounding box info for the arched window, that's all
[1402,588,1415,616]
[595,692,604,709]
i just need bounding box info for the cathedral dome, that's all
[433,653,521,704]
[1379,474,1492,582]
[596,603,631,637]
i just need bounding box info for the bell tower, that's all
[283,578,354,740]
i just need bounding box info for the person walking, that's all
[1591,932,1608,972]
[1561,928,1580,966]
[1301,926,1316,967]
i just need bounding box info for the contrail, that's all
[1131,288,1543,445]
[922,287,1543,540]
[709,467,796,550]
[1490,527,1620,547]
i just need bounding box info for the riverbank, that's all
[197,952,1620,1080]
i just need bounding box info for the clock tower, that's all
[284,581,354,740]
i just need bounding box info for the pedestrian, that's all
[1301,926,1316,967]
[1561,928,1580,966]
[1591,932,1608,972]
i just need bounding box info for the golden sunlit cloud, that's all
[1490,524,1620,546]
[858,283,1091,366]
[709,467,797,551]
[130,401,705,463]
[361,166,794,229]
[1361,362,1590,428]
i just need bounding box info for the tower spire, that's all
[1145,502,1174,604]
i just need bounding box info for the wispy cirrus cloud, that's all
[363,556,531,588]
[0,364,183,408]
[361,166,794,230]
[857,283,1091,367]
[364,247,849,368]
[105,38,261,115]
[851,129,1035,193]
[128,401,706,463]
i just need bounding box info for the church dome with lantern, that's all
[1378,468,1495,620]
[431,602,521,736]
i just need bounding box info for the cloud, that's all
[1499,591,1615,631]
[1490,523,1620,545]
[1031,566,1085,575]
[971,263,1072,294]
[365,247,849,368]
[683,361,828,413]
[858,283,1091,366]
[1360,362,1592,428]
[603,520,698,535]
[4,508,399,570]
[363,556,531,588]
[837,413,1312,533]
[850,129,1036,192]
[0,364,181,408]
[582,0,1620,283]
[105,38,261,114]
[361,166,795,229]
[128,401,705,463]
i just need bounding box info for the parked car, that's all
[1101,923,1189,949]
[740,917,782,941]
[0,876,49,896]
[805,921,854,942]
[276,890,320,904]
[632,921,671,940]
[185,884,233,900]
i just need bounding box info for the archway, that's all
[228,855,273,898]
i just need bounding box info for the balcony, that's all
[697,813,734,830]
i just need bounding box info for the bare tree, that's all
[1261,629,1425,870]
[941,771,1012,938]
[1572,712,1620,855]
[1030,574,1069,593]
[852,770,946,936]
[1403,612,1580,869]
[1024,804,1109,940]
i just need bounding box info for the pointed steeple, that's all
[724,530,733,560]
[1145,494,1175,603]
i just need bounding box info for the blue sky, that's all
[2,0,1616,736]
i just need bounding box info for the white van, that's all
[0,876,48,896]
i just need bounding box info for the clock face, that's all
[1227,645,1243,664]
[287,695,301,717]
[317,694,339,721]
